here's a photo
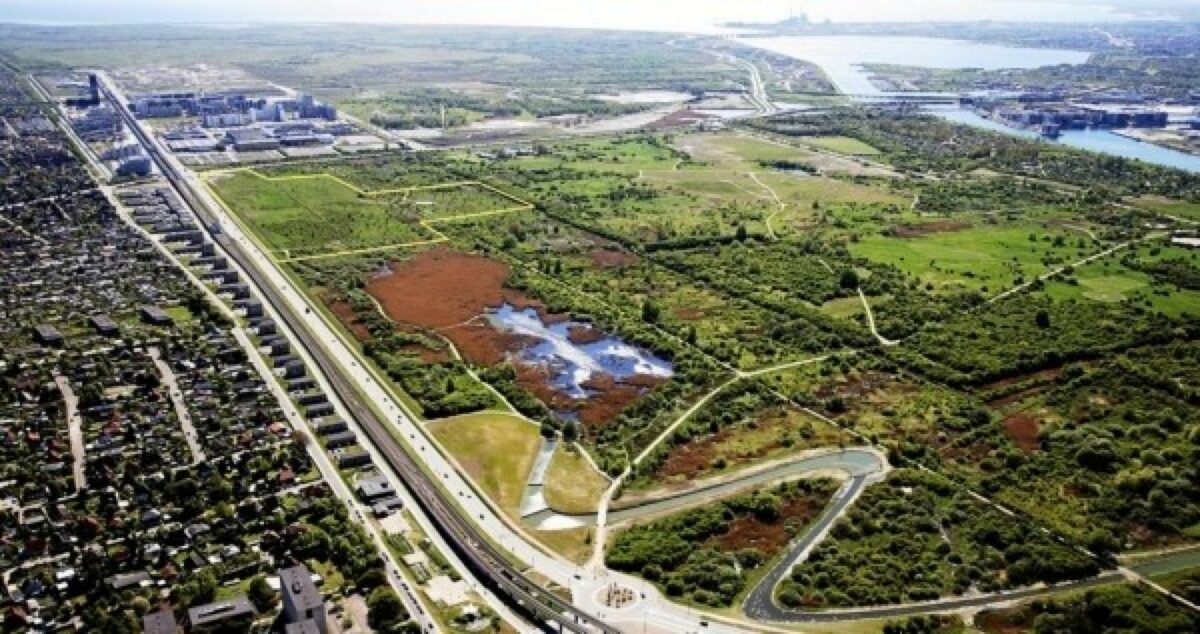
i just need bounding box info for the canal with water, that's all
[740,35,1200,173]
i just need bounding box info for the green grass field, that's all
[210,171,433,256]
[851,223,1092,293]
[427,412,541,517]
[801,135,881,156]
[542,446,608,514]
[209,170,526,258]
[518,133,905,246]
[705,135,812,163]
[1042,245,1200,317]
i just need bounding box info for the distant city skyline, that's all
[0,0,1195,32]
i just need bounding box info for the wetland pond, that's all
[486,303,673,399]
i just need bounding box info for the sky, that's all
[0,0,1192,31]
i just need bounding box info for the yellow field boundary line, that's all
[277,238,451,263]
[201,168,535,263]
[211,167,536,207]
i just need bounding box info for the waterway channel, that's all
[739,35,1200,172]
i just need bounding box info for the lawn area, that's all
[427,412,541,517]
[753,170,906,210]
[165,304,197,324]
[820,295,866,319]
[543,446,609,514]
[532,527,594,565]
[850,222,1091,293]
[801,135,881,156]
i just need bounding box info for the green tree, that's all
[367,586,407,629]
[247,575,277,612]
[641,300,661,324]
[562,421,580,443]
[839,269,860,289]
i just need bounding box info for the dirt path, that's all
[858,288,898,346]
[750,171,787,240]
[1063,223,1098,241]
[53,375,85,492]
[149,347,206,464]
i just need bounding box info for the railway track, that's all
[101,83,616,634]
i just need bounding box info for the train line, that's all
[100,81,617,634]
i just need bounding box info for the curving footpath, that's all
[521,447,885,531]
[747,573,1122,623]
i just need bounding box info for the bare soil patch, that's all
[448,322,533,366]
[656,407,790,479]
[658,433,721,479]
[366,247,541,330]
[975,609,1032,634]
[649,109,717,129]
[567,325,606,345]
[328,301,371,342]
[367,246,659,427]
[1002,413,1040,454]
[710,494,822,555]
[889,220,971,238]
[672,307,706,321]
[576,374,665,429]
[588,248,639,269]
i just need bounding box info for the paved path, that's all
[742,475,871,621]
[523,448,885,530]
[149,347,206,464]
[750,573,1122,623]
[517,438,558,518]
[53,375,86,492]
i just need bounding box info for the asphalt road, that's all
[742,473,1122,623]
[742,475,867,622]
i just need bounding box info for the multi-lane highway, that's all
[97,76,617,634]
[90,70,1152,633]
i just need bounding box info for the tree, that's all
[839,269,860,290]
[367,586,407,629]
[641,300,661,324]
[562,421,580,443]
[247,575,277,612]
[735,224,748,242]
